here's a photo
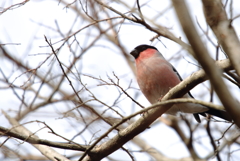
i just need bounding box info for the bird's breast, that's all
[136,58,181,104]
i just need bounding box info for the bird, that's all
[130,44,232,123]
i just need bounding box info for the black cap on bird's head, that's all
[130,44,158,59]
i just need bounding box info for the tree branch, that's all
[202,0,240,77]
[0,126,88,151]
[2,110,71,161]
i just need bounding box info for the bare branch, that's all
[202,0,240,77]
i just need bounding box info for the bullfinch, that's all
[130,44,232,123]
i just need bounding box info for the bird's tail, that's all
[199,108,233,122]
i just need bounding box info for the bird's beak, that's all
[130,49,139,59]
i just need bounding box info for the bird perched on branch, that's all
[130,44,232,123]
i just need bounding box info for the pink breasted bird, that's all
[130,44,232,123]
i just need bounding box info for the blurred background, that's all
[0,0,240,160]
